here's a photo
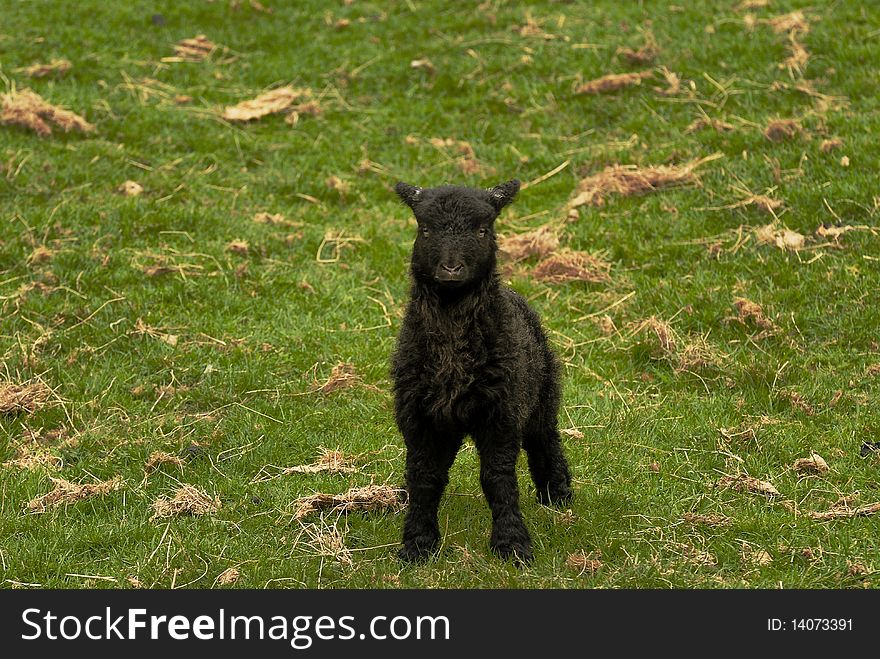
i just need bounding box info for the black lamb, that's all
[391,179,573,564]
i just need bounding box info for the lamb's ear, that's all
[488,179,520,211]
[395,182,423,209]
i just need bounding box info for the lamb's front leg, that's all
[399,433,462,562]
[475,431,533,564]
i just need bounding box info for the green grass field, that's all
[1,0,879,589]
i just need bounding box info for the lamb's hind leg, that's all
[399,432,462,562]
[474,429,533,564]
[523,414,572,506]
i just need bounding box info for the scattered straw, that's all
[19,59,72,78]
[742,544,773,565]
[1,88,94,137]
[575,70,652,95]
[569,154,720,208]
[653,67,681,96]
[670,542,717,567]
[144,451,185,473]
[630,316,677,355]
[312,362,380,394]
[498,226,560,263]
[531,250,611,284]
[737,0,769,9]
[293,484,403,520]
[27,476,123,513]
[284,99,323,126]
[566,551,603,574]
[171,35,217,61]
[151,485,220,520]
[117,181,144,197]
[0,381,51,415]
[285,448,358,475]
[223,86,310,122]
[718,473,780,497]
[793,453,829,475]
[810,501,880,521]
[763,118,802,142]
[674,336,724,373]
[820,138,842,152]
[765,10,811,35]
[682,513,732,527]
[782,34,809,76]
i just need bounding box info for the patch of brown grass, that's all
[765,10,811,35]
[718,473,781,497]
[1,88,94,137]
[763,118,803,142]
[675,336,725,373]
[820,138,842,152]
[782,34,810,76]
[222,86,310,122]
[216,567,240,585]
[779,390,815,416]
[19,59,72,78]
[617,33,659,65]
[630,316,678,355]
[293,484,403,520]
[0,381,51,415]
[26,476,123,513]
[226,239,249,255]
[530,250,611,284]
[653,67,681,96]
[498,226,560,263]
[151,485,220,520]
[575,70,652,95]
[569,154,720,208]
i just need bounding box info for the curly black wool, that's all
[392,179,572,564]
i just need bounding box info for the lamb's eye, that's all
[421,227,430,237]
[478,227,487,238]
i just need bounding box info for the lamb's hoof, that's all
[398,535,439,563]
[538,483,573,507]
[491,530,534,565]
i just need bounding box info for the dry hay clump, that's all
[718,473,780,497]
[1,88,94,137]
[792,453,829,475]
[629,317,727,373]
[763,118,803,142]
[530,250,611,285]
[312,362,381,395]
[765,10,812,35]
[170,35,217,61]
[3,427,75,471]
[754,223,806,250]
[0,380,51,415]
[569,154,720,208]
[216,567,240,585]
[26,476,123,513]
[732,297,775,330]
[151,485,220,520]
[293,484,403,520]
[285,448,358,475]
[18,59,72,78]
[144,451,185,473]
[682,512,732,527]
[497,226,559,263]
[810,501,880,521]
[575,71,652,95]
[617,32,659,65]
[820,138,843,152]
[223,85,312,122]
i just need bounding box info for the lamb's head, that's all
[395,180,519,290]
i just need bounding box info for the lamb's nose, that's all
[442,263,464,274]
